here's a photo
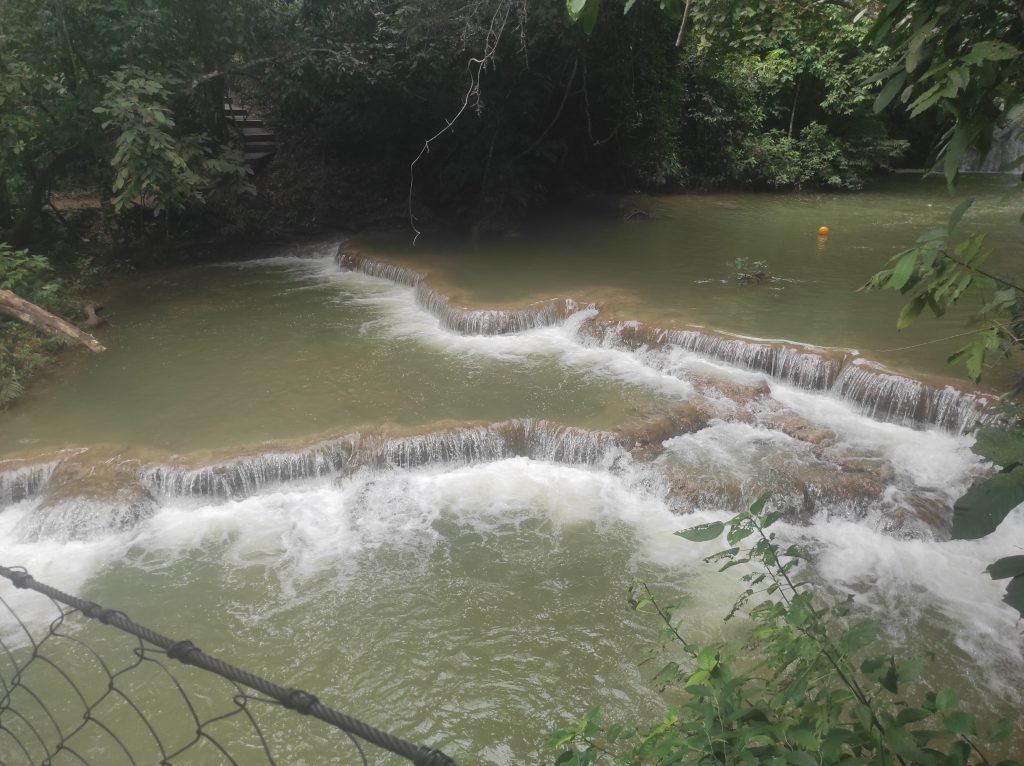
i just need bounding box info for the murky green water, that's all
[373,175,1024,380]
[0,249,676,456]
[2,177,1022,765]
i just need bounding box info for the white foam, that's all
[770,384,983,499]
[342,273,696,399]
[789,507,1024,704]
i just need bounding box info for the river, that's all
[1,176,1022,764]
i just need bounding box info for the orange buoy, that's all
[818,226,830,236]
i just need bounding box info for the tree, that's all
[564,0,1024,619]
[0,0,267,246]
[862,0,1024,616]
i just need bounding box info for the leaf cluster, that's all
[547,495,1020,765]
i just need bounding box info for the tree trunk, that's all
[0,289,106,352]
[6,146,84,249]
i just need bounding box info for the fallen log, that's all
[0,289,106,352]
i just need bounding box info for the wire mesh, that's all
[0,565,456,766]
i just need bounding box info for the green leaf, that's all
[841,620,878,653]
[935,689,956,714]
[566,0,589,20]
[897,295,927,329]
[973,428,1024,468]
[788,727,819,752]
[884,726,930,762]
[896,707,932,725]
[947,198,974,234]
[943,711,974,735]
[581,0,601,32]
[874,71,907,113]
[749,491,771,516]
[677,521,724,542]
[987,556,1024,580]
[888,251,918,291]
[952,465,1024,539]
[696,645,718,671]
[985,718,1014,743]
[964,41,1020,64]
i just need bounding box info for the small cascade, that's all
[140,421,630,501]
[415,283,576,335]
[594,320,850,390]
[661,329,848,390]
[960,125,1024,173]
[830,362,989,434]
[338,248,580,335]
[338,253,422,288]
[16,497,154,543]
[341,246,990,433]
[591,321,989,433]
[0,462,58,505]
[515,420,624,465]
[141,441,354,499]
[360,425,514,470]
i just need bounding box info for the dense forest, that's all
[6,0,1018,400]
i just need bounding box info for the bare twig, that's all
[675,0,694,47]
[407,1,514,245]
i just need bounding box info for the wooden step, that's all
[241,127,274,139]
[228,116,263,128]
[244,151,275,162]
[244,141,277,153]
[224,104,248,117]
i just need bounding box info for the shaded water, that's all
[0,248,677,455]
[2,178,1023,764]
[370,175,1024,380]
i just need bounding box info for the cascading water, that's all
[338,248,992,434]
[0,461,59,505]
[3,224,1022,765]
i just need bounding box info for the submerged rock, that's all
[761,411,836,448]
[22,453,156,541]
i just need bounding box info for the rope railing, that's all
[0,564,457,766]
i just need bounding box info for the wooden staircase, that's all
[224,101,277,172]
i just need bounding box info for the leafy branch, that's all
[547,495,1018,765]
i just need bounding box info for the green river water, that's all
[1,176,1023,764]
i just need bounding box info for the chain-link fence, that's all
[0,565,456,765]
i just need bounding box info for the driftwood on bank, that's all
[0,289,106,352]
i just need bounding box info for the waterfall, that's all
[960,124,1024,173]
[140,421,630,501]
[15,497,154,543]
[592,320,988,433]
[0,461,59,505]
[830,362,988,433]
[141,441,354,499]
[339,246,989,433]
[339,249,581,335]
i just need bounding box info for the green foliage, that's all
[862,0,1024,620]
[862,201,1019,383]
[730,257,772,285]
[0,243,67,407]
[0,0,271,245]
[567,0,900,191]
[93,68,252,215]
[0,242,60,307]
[866,0,1022,188]
[547,495,1020,764]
